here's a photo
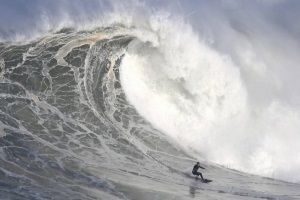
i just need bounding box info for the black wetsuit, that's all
[192,164,205,179]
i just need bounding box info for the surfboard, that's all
[202,179,212,183]
[195,177,212,183]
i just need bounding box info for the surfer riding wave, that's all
[192,162,205,180]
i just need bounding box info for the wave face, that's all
[0,26,193,199]
[1,0,300,199]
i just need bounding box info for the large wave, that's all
[117,1,300,183]
[1,0,300,186]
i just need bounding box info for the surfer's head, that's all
[197,162,200,165]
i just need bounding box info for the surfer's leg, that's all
[198,172,204,180]
[193,172,198,180]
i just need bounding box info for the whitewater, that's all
[0,0,300,199]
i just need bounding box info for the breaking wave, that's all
[1,2,300,199]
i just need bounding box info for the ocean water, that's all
[0,0,300,199]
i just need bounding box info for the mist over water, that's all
[1,0,300,185]
[119,1,300,183]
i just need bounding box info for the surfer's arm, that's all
[200,166,205,169]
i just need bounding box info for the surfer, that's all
[192,162,205,180]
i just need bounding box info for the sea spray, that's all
[119,6,300,183]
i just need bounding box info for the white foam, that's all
[119,8,300,183]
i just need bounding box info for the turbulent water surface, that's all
[1,0,300,199]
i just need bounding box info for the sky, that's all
[0,0,111,40]
[1,0,300,41]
